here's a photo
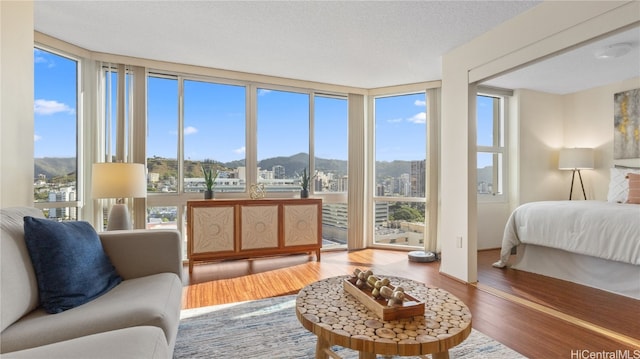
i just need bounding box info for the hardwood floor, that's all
[181,249,640,358]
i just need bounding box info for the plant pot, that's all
[204,190,214,200]
[300,189,309,198]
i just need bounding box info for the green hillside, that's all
[36,154,424,181]
[34,157,76,180]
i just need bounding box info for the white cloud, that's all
[184,126,198,135]
[414,99,426,107]
[34,99,74,115]
[387,118,403,123]
[33,49,55,68]
[233,146,246,155]
[258,89,272,96]
[34,134,42,142]
[407,112,426,124]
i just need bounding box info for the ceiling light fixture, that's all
[594,42,632,59]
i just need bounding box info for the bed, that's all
[493,200,640,299]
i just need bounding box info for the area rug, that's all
[174,295,526,359]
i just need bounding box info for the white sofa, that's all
[0,207,183,358]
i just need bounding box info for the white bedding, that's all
[494,200,640,268]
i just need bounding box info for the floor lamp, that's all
[558,148,594,200]
[92,163,147,230]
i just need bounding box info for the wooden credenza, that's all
[186,198,322,273]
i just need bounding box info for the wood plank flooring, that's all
[181,249,640,358]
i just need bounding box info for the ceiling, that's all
[483,26,640,94]
[34,1,639,93]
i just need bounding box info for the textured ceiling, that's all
[34,1,539,88]
[34,1,638,93]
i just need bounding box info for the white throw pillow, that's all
[608,167,640,203]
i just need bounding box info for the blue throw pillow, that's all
[23,216,122,314]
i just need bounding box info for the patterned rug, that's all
[174,295,526,359]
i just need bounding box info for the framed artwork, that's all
[614,88,640,160]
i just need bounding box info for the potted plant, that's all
[300,167,315,198]
[202,165,218,199]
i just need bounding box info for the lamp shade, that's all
[558,148,594,170]
[92,163,147,199]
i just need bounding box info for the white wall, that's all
[517,89,566,203]
[477,203,510,250]
[1,1,34,207]
[563,76,640,200]
[440,1,639,282]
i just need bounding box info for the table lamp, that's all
[558,148,594,200]
[92,163,147,230]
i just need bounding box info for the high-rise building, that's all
[410,160,426,197]
[48,186,76,220]
[272,165,285,179]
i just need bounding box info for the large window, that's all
[477,94,506,200]
[145,76,246,237]
[314,94,349,248]
[184,80,246,193]
[314,95,348,193]
[147,75,179,193]
[145,78,349,254]
[33,47,79,220]
[373,93,427,247]
[256,88,309,192]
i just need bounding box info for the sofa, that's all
[0,207,183,358]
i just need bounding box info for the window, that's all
[184,80,246,193]
[256,88,309,193]
[33,47,79,220]
[314,94,349,248]
[373,93,427,247]
[147,75,179,193]
[314,95,348,193]
[146,76,246,246]
[476,94,507,200]
[118,69,348,255]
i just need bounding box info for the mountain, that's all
[477,166,493,185]
[35,157,76,180]
[35,154,422,181]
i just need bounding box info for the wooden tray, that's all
[343,277,425,321]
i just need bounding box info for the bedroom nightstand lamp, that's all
[559,148,594,200]
[92,163,147,230]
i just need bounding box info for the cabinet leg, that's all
[316,249,321,261]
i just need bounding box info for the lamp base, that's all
[107,203,132,231]
[568,170,587,200]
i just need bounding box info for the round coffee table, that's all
[296,275,472,359]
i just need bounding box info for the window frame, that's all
[476,90,510,203]
[370,91,428,250]
[143,73,349,254]
[32,45,83,217]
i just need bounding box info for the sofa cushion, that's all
[1,326,169,359]
[23,216,123,314]
[0,272,182,354]
[0,207,44,332]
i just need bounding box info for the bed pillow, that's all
[23,216,122,314]
[607,167,640,203]
[627,173,640,204]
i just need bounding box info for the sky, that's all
[34,48,495,167]
[34,49,77,158]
